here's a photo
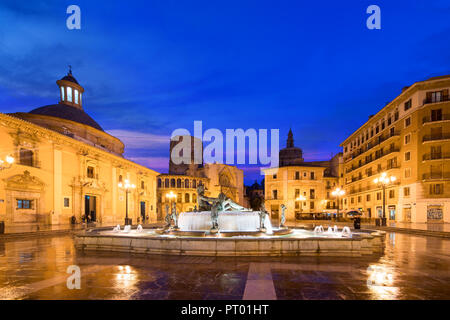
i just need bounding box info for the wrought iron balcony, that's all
[422,172,450,180]
[423,153,450,161]
[423,114,450,124]
[423,95,449,105]
[423,133,450,142]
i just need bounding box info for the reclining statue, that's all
[196,185,251,212]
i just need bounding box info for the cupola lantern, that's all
[56,66,84,110]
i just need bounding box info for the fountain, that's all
[75,189,385,257]
[314,225,324,233]
[342,226,352,237]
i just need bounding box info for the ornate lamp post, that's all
[0,155,14,170]
[165,191,177,228]
[295,195,306,219]
[118,179,136,225]
[373,172,396,226]
[166,191,177,209]
[331,187,345,218]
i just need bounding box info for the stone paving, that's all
[0,232,449,300]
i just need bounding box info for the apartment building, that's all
[341,75,450,223]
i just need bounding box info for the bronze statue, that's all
[280,204,286,228]
[164,204,171,228]
[171,202,178,229]
[259,203,267,232]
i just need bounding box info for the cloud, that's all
[107,129,169,150]
[127,156,168,173]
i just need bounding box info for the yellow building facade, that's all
[0,71,159,226]
[341,75,450,223]
[264,131,342,222]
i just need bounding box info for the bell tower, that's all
[56,66,85,110]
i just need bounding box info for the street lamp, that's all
[373,172,397,226]
[331,187,345,218]
[165,191,177,227]
[118,179,136,225]
[0,155,14,170]
[166,191,177,208]
[295,195,306,219]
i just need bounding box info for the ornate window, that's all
[185,193,190,203]
[17,199,33,209]
[87,166,95,178]
[19,148,34,166]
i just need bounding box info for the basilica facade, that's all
[0,70,159,226]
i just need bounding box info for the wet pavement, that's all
[0,232,449,300]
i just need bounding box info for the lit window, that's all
[80,93,82,105]
[74,89,79,104]
[67,87,72,102]
[17,199,32,209]
[61,86,65,101]
[87,166,94,178]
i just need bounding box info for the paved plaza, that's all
[0,231,449,300]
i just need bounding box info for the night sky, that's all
[1,0,449,184]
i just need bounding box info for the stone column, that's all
[53,146,62,225]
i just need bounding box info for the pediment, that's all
[4,170,45,191]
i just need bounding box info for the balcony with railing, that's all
[423,153,450,161]
[346,164,399,185]
[345,147,400,174]
[344,131,400,163]
[423,95,450,105]
[422,172,450,180]
[423,114,450,124]
[423,133,450,143]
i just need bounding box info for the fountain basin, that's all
[178,211,272,233]
[75,227,385,257]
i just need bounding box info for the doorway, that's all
[84,195,97,222]
[389,206,396,220]
[140,201,146,223]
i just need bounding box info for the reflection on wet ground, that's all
[0,232,449,300]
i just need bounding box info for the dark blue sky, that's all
[1,0,449,184]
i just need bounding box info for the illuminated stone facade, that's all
[157,135,245,217]
[341,75,450,223]
[264,131,343,222]
[0,71,159,226]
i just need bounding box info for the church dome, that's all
[8,68,125,156]
[28,103,103,131]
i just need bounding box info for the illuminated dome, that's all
[28,103,103,131]
[9,68,125,156]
